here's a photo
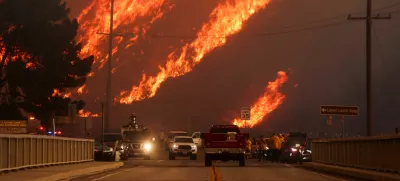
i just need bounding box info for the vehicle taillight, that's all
[39,126,44,130]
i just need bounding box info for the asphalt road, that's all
[71,147,352,181]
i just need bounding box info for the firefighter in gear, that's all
[245,137,252,159]
[269,134,282,163]
[279,134,285,143]
[257,136,266,161]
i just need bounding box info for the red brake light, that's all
[56,131,62,134]
[39,126,44,130]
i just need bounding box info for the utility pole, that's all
[97,0,135,131]
[101,102,105,151]
[347,0,391,136]
[105,0,114,132]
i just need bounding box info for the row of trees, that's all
[0,0,93,125]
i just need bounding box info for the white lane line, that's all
[284,164,346,181]
[90,168,135,181]
[157,160,165,163]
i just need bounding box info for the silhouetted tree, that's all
[0,0,93,124]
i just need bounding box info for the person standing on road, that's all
[159,130,164,148]
[257,136,266,161]
[269,134,282,163]
[245,137,252,159]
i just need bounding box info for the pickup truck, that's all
[203,125,248,167]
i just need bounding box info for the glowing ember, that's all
[233,71,288,128]
[77,0,170,69]
[117,0,271,104]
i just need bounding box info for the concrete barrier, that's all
[312,135,400,173]
[0,134,94,172]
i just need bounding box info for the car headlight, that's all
[265,146,269,150]
[173,144,178,148]
[104,148,113,152]
[144,143,152,151]
[191,145,197,149]
[120,145,125,149]
[291,148,298,152]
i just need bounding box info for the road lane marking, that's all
[210,166,215,181]
[156,160,165,163]
[90,168,135,181]
[284,164,346,181]
[213,165,222,181]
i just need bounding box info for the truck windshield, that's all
[104,134,122,142]
[175,138,193,143]
[210,127,239,133]
[123,131,150,141]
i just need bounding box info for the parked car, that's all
[301,137,322,162]
[94,140,114,161]
[281,134,307,163]
[103,133,122,148]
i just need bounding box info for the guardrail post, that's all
[8,137,10,168]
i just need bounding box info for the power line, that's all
[152,20,356,39]
[255,21,354,36]
[151,2,398,39]
[261,2,399,30]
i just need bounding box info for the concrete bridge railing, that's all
[312,135,400,173]
[0,134,94,172]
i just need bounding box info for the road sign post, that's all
[321,105,359,137]
[341,116,345,138]
[320,105,359,116]
[327,115,332,125]
[241,107,250,128]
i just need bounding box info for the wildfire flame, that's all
[78,110,100,118]
[52,89,71,99]
[233,71,288,128]
[77,0,170,69]
[77,84,86,94]
[117,0,272,104]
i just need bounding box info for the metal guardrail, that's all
[312,135,400,173]
[0,134,94,172]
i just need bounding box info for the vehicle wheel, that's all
[205,154,212,167]
[169,153,175,160]
[239,154,246,167]
[144,155,150,160]
[190,155,197,160]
